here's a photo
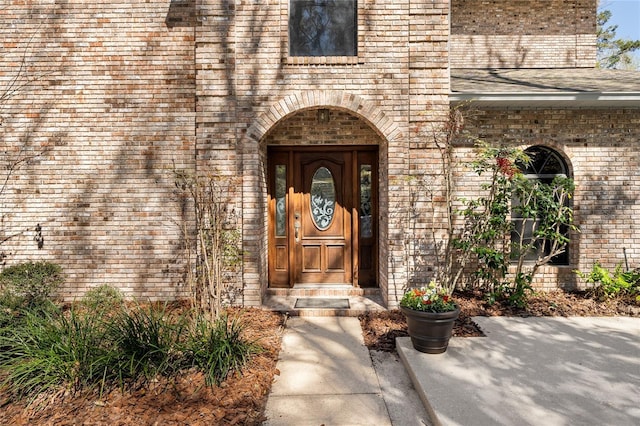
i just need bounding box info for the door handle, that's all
[294,212,301,242]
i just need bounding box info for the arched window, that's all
[512,146,571,265]
[521,146,568,183]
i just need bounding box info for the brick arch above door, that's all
[245,90,401,145]
[240,90,398,307]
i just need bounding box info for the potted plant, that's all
[400,280,460,353]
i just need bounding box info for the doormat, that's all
[294,298,350,309]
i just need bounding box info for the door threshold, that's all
[293,283,354,289]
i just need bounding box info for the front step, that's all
[263,286,386,317]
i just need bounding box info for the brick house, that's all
[1,1,639,310]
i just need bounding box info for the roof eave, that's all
[449,92,640,107]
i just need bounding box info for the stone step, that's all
[262,289,386,317]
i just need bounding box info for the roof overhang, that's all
[450,92,640,108]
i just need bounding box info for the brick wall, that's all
[1,1,452,305]
[196,0,451,307]
[450,0,597,68]
[3,1,619,305]
[456,107,640,290]
[263,109,384,147]
[1,1,196,299]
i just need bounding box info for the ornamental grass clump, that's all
[400,281,457,313]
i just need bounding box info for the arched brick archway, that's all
[241,90,400,306]
[245,90,401,145]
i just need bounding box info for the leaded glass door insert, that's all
[310,167,336,230]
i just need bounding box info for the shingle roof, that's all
[450,68,640,107]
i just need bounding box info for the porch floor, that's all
[262,286,386,317]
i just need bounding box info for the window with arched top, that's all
[512,146,571,265]
[521,146,568,183]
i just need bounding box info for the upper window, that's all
[512,146,570,265]
[289,0,357,57]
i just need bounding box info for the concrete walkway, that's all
[398,316,640,426]
[263,315,640,426]
[263,316,430,426]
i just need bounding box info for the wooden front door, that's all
[268,146,377,288]
[295,152,351,284]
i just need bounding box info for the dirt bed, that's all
[0,308,285,426]
[1,292,637,425]
[360,290,640,351]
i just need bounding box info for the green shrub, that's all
[575,263,640,300]
[0,261,64,307]
[184,312,261,386]
[106,303,187,384]
[0,305,110,402]
[80,285,124,313]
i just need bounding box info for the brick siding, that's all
[1,1,196,299]
[2,1,633,307]
[450,0,597,68]
[458,108,640,289]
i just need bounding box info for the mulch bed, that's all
[1,292,637,425]
[359,290,640,352]
[0,307,286,426]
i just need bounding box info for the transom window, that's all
[512,146,570,265]
[289,0,357,57]
[521,146,568,184]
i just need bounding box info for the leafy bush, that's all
[449,145,576,308]
[576,263,640,301]
[0,261,64,307]
[80,285,124,313]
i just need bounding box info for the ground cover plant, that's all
[0,280,284,425]
[0,297,264,401]
[575,262,640,301]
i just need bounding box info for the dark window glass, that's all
[275,165,287,237]
[512,146,570,265]
[359,164,372,238]
[289,0,357,57]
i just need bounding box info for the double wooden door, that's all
[268,146,377,288]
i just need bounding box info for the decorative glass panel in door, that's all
[359,164,372,238]
[310,167,336,230]
[275,165,287,236]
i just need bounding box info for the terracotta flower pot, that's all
[400,305,460,354]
